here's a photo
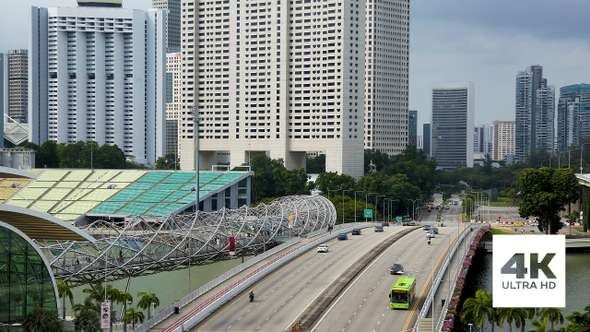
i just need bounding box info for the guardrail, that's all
[132,222,377,332]
[414,225,481,332]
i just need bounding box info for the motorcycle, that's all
[249,292,254,302]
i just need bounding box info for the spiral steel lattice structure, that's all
[36,195,336,286]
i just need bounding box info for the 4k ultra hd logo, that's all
[493,235,565,308]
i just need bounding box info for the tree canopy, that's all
[25,140,126,169]
[518,167,580,234]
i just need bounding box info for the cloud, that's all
[410,12,590,130]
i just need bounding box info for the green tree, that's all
[72,298,101,332]
[250,154,286,203]
[496,307,527,332]
[57,279,75,320]
[561,304,590,332]
[306,154,325,173]
[273,167,308,196]
[113,290,133,332]
[531,317,549,332]
[539,308,565,331]
[155,152,179,170]
[364,149,390,174]
[518,167,580,234]
[22,307,63,332]
[96,143,126,169]
[82,283,112,304]
[314,172,356,196]
[122,307,145,330]
[136,291,160,320]
[385,145,438,199]
[460,289,495,332]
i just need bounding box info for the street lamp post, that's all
[342,189,353,224]
[382,196,389,222]
[406,198,422,222]
[581,143,590,174]
[354,190,365,223]
[375,195,384,223]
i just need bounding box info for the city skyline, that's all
[2,0,589,136]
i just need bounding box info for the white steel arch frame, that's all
[35,195,336,287]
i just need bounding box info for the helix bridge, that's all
[35,195,336,286]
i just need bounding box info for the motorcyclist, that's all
[249,290,254,302]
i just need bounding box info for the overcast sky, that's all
[2,0,590,134]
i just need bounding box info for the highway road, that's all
[310,225,459,332]
[191,222,459,332]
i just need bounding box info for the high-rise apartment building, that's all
[431,82,475,169]
[408,110,417,146]
[492,120,515,161]
[152,0,181,50]
[474,124,492,156]
[556,84,590,150]
[179,0,370,178]
[166,51,182,156]
[29,1,166,165]
[423,123,430,155]
[364,0,410,154]
[515,65,554,161]
[7,50,28,124]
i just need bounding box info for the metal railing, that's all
[132,222,377,332]
[414,225,480,332]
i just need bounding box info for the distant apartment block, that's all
[165,51,181,157]
[515,65,554,161]
[7,49,28,124]
[408,110,417,146]
[152,0,181,50]
[474,124,493,157]
[431,82,475,169]
[29,1,166,165]
[556,84,590,150]
[492,120,515,161]
[423,123,430,155]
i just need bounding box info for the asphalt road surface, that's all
[192,224,457,332]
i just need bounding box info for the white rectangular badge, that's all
[493,235,565,308]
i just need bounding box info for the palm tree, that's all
[72,298,100,332]
[56,279,75,320]
[22,307,64,332]
[122,307,145,330]
[459,289,495,332]
[83,283,108,304]
[531,317,549,332]
[114,290,133,332]
[539,307,564,330]
[496,307,527,332]
[137,291,160,320]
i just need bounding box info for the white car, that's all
[426,231,435,239]
[317,244,329,253]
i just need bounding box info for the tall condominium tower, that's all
[179,0,367,178]
[431,82,475,169]
[556,84,590,150]
[474,124,492,156]
[29,1,166,165]
[423,123,430,155]
[408,110,417,146]
[152,0,181,50]
[515,65,554,161]
[492,120,515,161]
[364,0,410,154]
[166,51,182,156]
[7,49,29,124]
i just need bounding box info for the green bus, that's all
[389,277,416,309]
